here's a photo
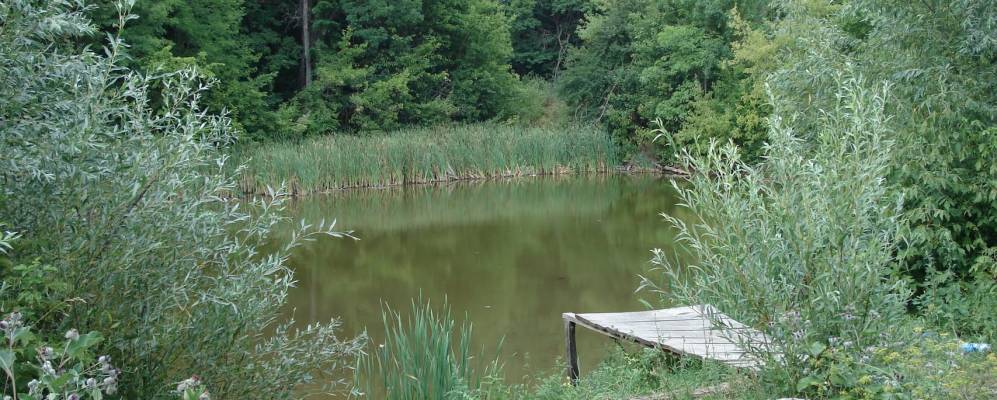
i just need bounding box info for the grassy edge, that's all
[231,123,623,195]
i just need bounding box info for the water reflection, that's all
[279,174,690,384]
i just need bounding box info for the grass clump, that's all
[354,299,504,400]
[234,123,618,194]
[529,347,767,400]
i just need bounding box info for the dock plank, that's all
[561,304,771,381]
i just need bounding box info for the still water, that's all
[280,174,689,384]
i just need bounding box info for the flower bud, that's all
[39,346,54,360]
[41,360,56,376]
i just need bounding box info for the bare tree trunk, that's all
[301,0,312,87]
[552,24,569,83]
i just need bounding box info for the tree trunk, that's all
[552,24,569,83]
[301,0,312,87]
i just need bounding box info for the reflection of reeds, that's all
[283,175,646,233]
[232,123,618,194]
[354,299,503,400]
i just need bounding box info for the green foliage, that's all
[284,0,528,135]
[0,312,118,400]
[559,0,771,164]
[85,0,568,140]
[0,1,362,398]
[506,77,573,127]
[766,0,997,334]
[90,0,276,139]
[0,261,70,330]
[353,299,503,400]
[234,123,618,194]
[647,76,912,394]
[917,269,997,341]
[506,0,591,78]
[530,347,762,400]
[797,331,997,399]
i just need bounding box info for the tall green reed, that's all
[354,299,504,400]
[233,123,619,194]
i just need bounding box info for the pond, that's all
[279,174,690,386]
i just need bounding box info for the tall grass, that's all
[233,123,618,194]
[354,300,503,400]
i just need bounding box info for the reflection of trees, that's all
[278,175,694,378]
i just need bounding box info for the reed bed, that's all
[233,123,618,194]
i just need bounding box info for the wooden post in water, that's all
[563,313,579,384]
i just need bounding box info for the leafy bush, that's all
[797,329,997,399]
[646,75,912,395]
[1,312,119,400]
[0,1,362,398]
[558,0,771,164]
[917,269,997,341]
[280,0,530,135]
[767,0,997,297]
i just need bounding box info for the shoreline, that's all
[238,165,684,196]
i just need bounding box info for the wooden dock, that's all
[562,304,771,381]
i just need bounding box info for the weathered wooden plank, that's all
[562,304,771,374]
[563,315,579,383]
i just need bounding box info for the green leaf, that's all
[67,331,104,358]
[829,369,846,386]
[50,372,73,390]
[12,326,34,344]
[796,375,823,391]
[0,349,14,370]
[808,341,827,356]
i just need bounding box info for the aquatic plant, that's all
[233,123,618,194]
[354,299,503,400]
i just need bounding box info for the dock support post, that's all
[564,315,579,384]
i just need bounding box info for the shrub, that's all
[1,311,119,400]
[558,1,772,164]
[0,1,362,398]
[767,0,997,293]
[799,329,997,399]
[645,75,912,395]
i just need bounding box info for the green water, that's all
[281,174,689,384]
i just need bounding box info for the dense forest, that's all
[80,0,771,154]
[2,0,995,399]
